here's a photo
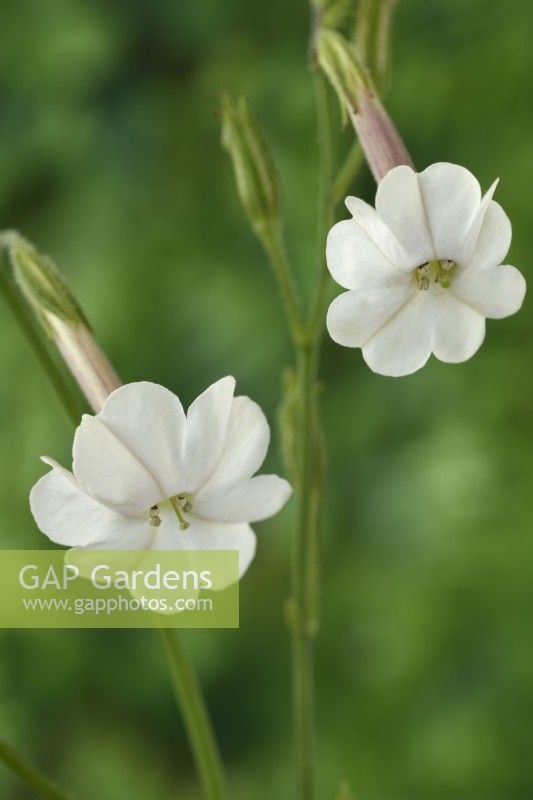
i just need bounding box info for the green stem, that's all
[286,54,334,800]
[0,737,72,800]
[260,226,307,346]
[307,70,336,341]
[159,629,226,800]
[331,141,364,209]
[290,44,354,800]
[291,341,320,800]
[0,258,84,427]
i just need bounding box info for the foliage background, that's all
[1,1,532,798]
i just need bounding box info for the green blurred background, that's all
[1,1,532,798]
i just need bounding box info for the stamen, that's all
[177,492,193,513]
[149,504,161,527]
[170,496,190,530]
[416,259,456,290]
[416,263,430,290]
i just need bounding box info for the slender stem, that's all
[308,138,364,341]
[0,260,84,427]
[260,226,307,346]
[287,41,336,800]
[291,342,320,800]
[289,31,359,798]
[159,629,226,800]
[314,71,335,244]
[331,141,364,209]
[0,737,72,800]
[307,70,336,341]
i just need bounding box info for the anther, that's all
[170,496,190,530]
[149,505,161,527]
[177,492,193,513]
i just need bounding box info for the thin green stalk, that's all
[290,24,364,795]
[159,629,226,800]
[291,342,320,800]
[260,225,307,346]
[0,256,84,426]
[307,70,336,341]
[0,737,72,800]
[331,140,364,209]
[287,50,337,800]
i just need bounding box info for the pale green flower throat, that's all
[416,259,456,290]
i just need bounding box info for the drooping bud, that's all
[0,231,120,413]
[220,94,282,243]
[316,28,413,182]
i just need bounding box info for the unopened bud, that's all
[316,28,367,125]
[220,94,281,242]
[0,231,120,413]
[1,231,87,333]
[317,28,413,181]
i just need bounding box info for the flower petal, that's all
[73,416,161,516]
[417,162,482,263]
[462,201,512,272]
[457,179,499,265]
[431,294,485,363]
[362,292,433,377]
[195,475,292,523]
[375,164,435,265]
[326,199,410,290]
[201,396,270,490]
[452,263,526,319]
[30,460,151,548]
[98,382,186,499]
[181,376,236,492]
[153,514,256,587]
[326,282,415,348]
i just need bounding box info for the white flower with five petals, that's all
[30,378,292,584]
[326,162,526,376]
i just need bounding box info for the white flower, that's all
[326,162,526,377]
[30,378,292,585]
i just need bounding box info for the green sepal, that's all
[0,231,89,335]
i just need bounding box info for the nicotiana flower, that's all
[326,162,526,377]
[30,378,292,586]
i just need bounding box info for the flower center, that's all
[415,259,456,290]
[148,493,194,531]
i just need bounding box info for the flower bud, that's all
[220,94,281,242]
[316,28,366,125]
[316,28,413,181]
[1,230,87,333]
[0,231,120,413]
